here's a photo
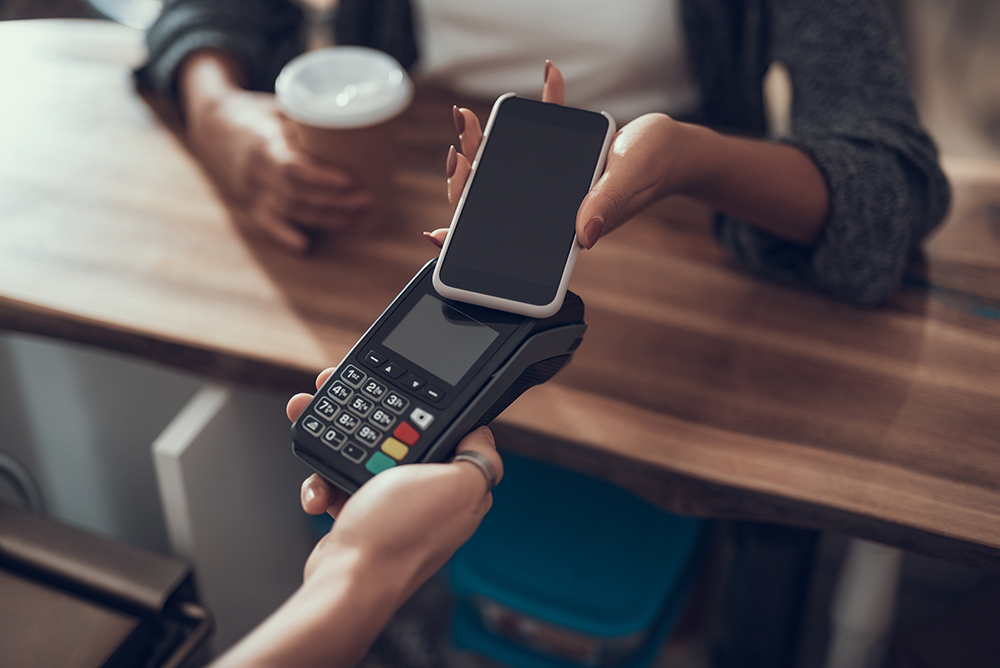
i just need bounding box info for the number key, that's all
[383,392,409,414]
[327,381,352,404]
[370,408,396,429]
[321,428,346,451]
[363,379,387,399]
[341,365,366,388]
[314,397,339,421]
[356,425,382,447]
[349,395,374,417]
[335,412,360,433]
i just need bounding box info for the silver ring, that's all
[450,451,498,490]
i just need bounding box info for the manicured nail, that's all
[446,145,457,178]
[583,216,604,249]
[423,231,444,249]
[452,105,465,136]
[303,485,316,505]
[544,60,551,84]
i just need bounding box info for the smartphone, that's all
[291,259,587,494]
[433,94,615,318]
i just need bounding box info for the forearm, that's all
[211,547,412,668]
[674,123,830,246]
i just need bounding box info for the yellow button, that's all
[381,438,409,461]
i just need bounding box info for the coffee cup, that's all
[275,47,414,231]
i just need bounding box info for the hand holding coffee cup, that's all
[276,47,414,237]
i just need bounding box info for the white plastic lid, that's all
[275,47,414,129]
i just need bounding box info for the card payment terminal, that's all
[291,259,586,494]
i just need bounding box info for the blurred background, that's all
[0,0,161,29]
[1,2,998,668]
[2,0,998,160]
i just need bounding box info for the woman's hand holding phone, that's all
[446,61,566,211]
[437,60,829,253]
[428,61,568,250]
[436,60,663,254]
[433,65,614,317]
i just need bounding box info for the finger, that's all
[301,473,350,518]
[251,203,310,253]
[576,193,606,251]
[575,117,672,249]
[292,158,359,190]
[287,392,313,421]
[265,146,374,214]
[448,151,472,209]
[260,188,371,229]
[286,180,374,211]
[542,60,565,105]
[278,142,360,191]
[277,158,372,210]
[575,164,650,249]
[315,367,337,390]
[422,228,448,248]
[454,106,483,162]
[285,203,371,231]
[453,426,504,489]
[286,367,336,421]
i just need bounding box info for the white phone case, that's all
[433,93,615,318]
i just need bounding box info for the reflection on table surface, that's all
[1,19,999,570]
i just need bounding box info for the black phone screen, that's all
[439,97,610,306]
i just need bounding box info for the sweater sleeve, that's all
[136,0,304,103]
[713,0,950,305]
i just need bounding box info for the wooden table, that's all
[3,20,1000,574]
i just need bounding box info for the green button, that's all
[365,451,397,475]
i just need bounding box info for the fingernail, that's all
[423,231,444,248]
[544,60,551,84]
[583,216,604,249]
[446,145,457,179]
[452,105,465,135]
[303,485,316,505]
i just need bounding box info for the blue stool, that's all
[449,453,706,668]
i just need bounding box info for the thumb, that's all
[576,173,633,250]
[575,114,677,250]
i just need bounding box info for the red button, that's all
[393,422,420,446]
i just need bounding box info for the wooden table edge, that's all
[0,297,316,394]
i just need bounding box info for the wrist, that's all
[178,48,247,122]
[304,547,414,661]
[214,547,412,668]
[663,125,829,244]
[664,120,720,197]
[310,532,426,605]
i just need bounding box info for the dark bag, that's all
[0,503,212,668]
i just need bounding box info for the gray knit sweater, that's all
[139,0,950,305]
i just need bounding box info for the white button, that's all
[410,407,434,430]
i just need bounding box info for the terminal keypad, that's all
[303,359,438,478]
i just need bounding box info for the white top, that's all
[275,47,414,128]
[411,0,700,123]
